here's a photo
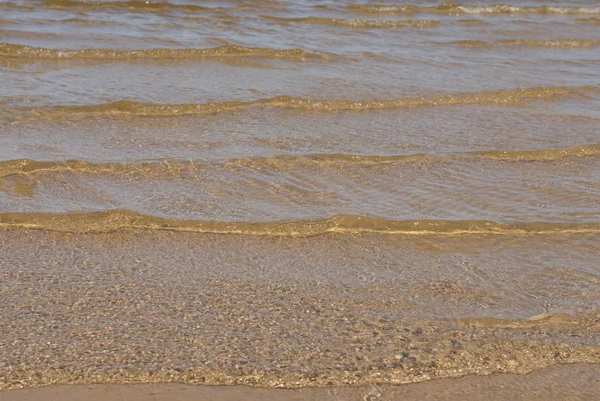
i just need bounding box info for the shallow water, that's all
[0,0,599,393]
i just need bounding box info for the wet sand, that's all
[4,364,600,401]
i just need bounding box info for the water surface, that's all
[1,0,599,393]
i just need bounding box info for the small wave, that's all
[2,145,598,179]
[456,39,600,49]
[263,16,439,29]
[576,17,600,24]
[454,313,580,329]
[39,0,211,13]
[347,5,419,14]
[475,145,600,161]
[9,86,593,119]
[0,159,186,179]
[1,210,599,235]
[348,4,600,15]
[456,19,490,25]
[0,43,335,61]
[454,40,489,48]
[0,3,34,12]
[0,29,64,40]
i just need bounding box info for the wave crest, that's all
[0,43,335,61]
[348,4,600,15]
[8,86,592,120]
[1,210,599,236]
[2,145,599,178]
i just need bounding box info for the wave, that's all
[456,39,600,49]
[9,86,593,119]
[38,0,212,13]
[1,210,599,235]
[454,313,580,329]
[347,4,600,15]
[0,3,33,12]
[0,159,178,179]
[0,43,336,62]
[263,16,440,28]
[7,1,600,16]
[2,145,599,179]
[0,29,65,40]
[576,17,600,24]
[474,144,600,161]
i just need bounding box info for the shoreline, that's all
[3,364,599,401]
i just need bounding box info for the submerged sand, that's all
[1,229,599,390]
